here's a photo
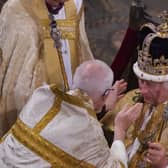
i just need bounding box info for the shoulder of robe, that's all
[0,0,38,27]
[49,84,96,118]
[31,84,51,95]
[49,84,90,105]
[49,84,83,105]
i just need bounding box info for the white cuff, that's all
[111,140,128,168]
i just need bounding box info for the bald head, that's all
[72,60,114,101]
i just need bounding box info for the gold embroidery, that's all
[50,85,97,119]
[21,0,84,87]
[129,103,166,168]
[107,89,168,167]
[11,119,95,168]
[41,19,78,39]
[33,85,96,134]
[41,0,82,86]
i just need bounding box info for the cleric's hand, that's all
[105,79,127,111]
[114,103,142,141]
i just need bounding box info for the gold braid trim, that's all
[40,2,82,87]
[40,5,83,40]
[128,102,168,168]
[63,1,84,75]
[50,85,97,119]
[40,1,84,40]
[10,85,96,167]
[33,97,62,133]
[11,119,95,168]
[33,86,96,134]
[41,19,78,39]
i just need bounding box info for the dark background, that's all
[84,0,168,65]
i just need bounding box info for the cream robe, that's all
[0,85,127,168]
[0,0,93,136]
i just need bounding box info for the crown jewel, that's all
[136,10,168,79]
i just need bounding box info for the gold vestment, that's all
[0,0,93,136]
[103,89,168,168]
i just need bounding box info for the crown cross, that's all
[159,10,168,23]
[157,10,168,37]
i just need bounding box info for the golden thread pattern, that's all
[11,119,95,168]
[50,85,97,119]
[9,84,97,167]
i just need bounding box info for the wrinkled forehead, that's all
[138,78,164,87]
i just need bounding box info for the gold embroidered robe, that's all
[0,0,93,136]
[0,85,127,168]
[103,89,168,168]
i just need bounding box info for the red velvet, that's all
[45,1,64,14]
[111,28,138,81]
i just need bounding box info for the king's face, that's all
[138,79,163,105]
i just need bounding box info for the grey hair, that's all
[72,60,114,100]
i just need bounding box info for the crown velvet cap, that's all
[133,12,168,82]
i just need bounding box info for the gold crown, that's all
[137,10,168,76]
